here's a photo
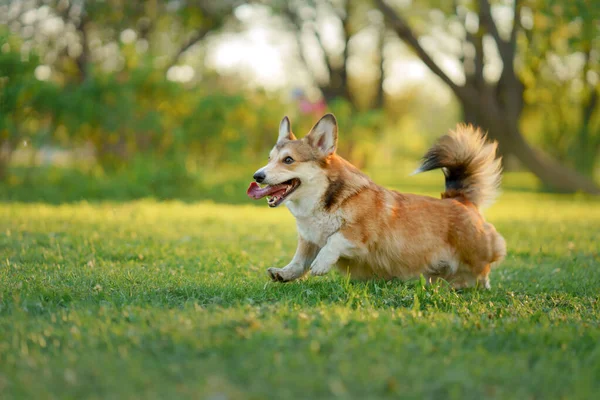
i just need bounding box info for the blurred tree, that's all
[268,0,386,110]
[1,0,242,172]
[0,34,58,180]
[25,0,241,82]
[263,0,388,166]
[2,0,596,192]
[375,0,599,193]
[520,0,599,178]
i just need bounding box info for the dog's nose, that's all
[253,171,266,183]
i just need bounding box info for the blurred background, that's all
[0,0,598,203]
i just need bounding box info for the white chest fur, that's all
[286,199,342,248]
[295,211,342,247]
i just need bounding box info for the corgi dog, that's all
[247,114,506,289]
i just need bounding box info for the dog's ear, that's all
[306,114,338,157]
[278,116,297,142]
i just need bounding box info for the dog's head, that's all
[247,114,338,208]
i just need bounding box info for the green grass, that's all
[1,187,600,399]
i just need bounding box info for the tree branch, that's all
[312,23,334,79]
[374,0,474,102]
[478,0,504,46]
[471,30,485,86]
[456,0,484,88]
[338,8,350,94]
[309,0,351,98]
[53,0,91,83]
[165,0,245,70]
[74,17,90,83]
[296,0,336,78]
[582,48,599,148]
[374,26,386,109]
[280,3,332,97]
[165,28,210,70]
[282,6,321,86]
[479,0,520,69]
[508,0,521,55]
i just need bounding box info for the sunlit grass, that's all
[1,189,599,399]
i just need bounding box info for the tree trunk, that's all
[574,90,599,177]
[474,92,600,194]
[0,159,7,182]
[464,88,599,193]
[375,0,600,194]
[373,27,386,110]
[321,80,350,106]
[0,141,13,182]
[462,105,480,127]
[74,17,91,84]
[461,98,519,168]
[506,125,599,193]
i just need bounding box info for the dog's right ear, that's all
[278,116,297,142]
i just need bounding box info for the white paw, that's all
[310,264,331,276]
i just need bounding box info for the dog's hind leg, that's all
[424,260,454,286]
[447,263,491,290]
[475,264,491,289]
[268,237,319,282]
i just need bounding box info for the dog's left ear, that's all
[306,114,338,157]
[278,116,297,142]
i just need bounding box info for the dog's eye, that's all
[283,156,294,164]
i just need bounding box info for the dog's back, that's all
[333,125,506,288]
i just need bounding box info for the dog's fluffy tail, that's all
[414,124,502,209]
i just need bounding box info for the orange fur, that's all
[255,115,506,289]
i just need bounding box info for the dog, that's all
[247,114,506,289]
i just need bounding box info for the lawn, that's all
[1,184,599,399]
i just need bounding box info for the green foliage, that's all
[0,34,58,150]
[520,0,600,176]
[2,0,599,188]
[0,28,386,187]
[1,190,599,399]
[327,98,385,167]
[0,160,196,203]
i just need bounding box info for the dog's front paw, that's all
[267,267,285,282]
[267,267,295,282]
[310,264,331,276]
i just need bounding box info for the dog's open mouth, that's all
[247,179,301,207]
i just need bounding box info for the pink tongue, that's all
[247,182,284,199]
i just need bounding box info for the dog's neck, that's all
[285,185,327,218]
[286,155,371,219]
